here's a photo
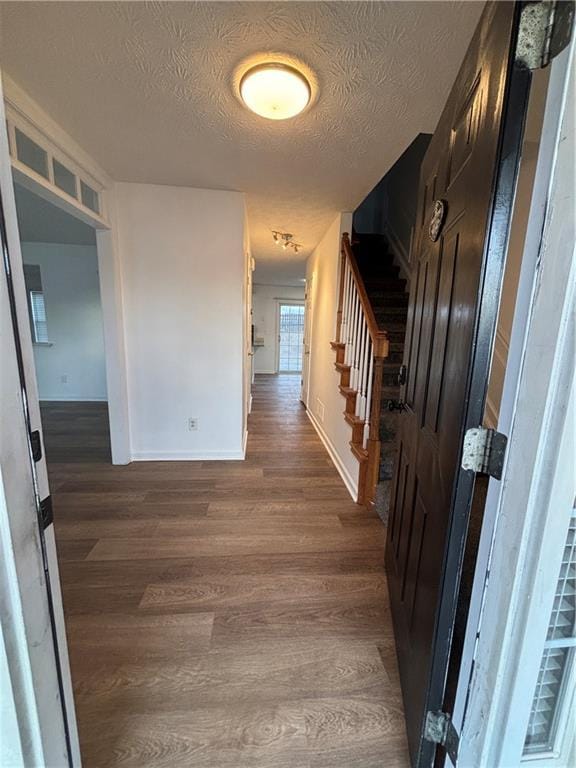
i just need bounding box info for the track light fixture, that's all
[272,230,302,253]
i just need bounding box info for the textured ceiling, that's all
[0,1,483,275]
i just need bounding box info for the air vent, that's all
[524,509,576,754]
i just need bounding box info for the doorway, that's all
[277,301,305,373]
[13,184,112,465]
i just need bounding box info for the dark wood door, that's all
[385,3,530,765]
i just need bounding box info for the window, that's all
[15,127,49,179]
[23,264,50,344]
[53,158,78,198]
[278,303,304,373]
[80,180,100,214]
[30,291,49,343]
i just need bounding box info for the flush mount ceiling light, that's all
[240,63,311,120]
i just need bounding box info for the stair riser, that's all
[344,392,357,415]
[350,422,365,445]
[383,372,400,387]
[369,295,409,308]
[364,280,407,292]
[379,454,396,481]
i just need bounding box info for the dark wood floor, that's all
[43,375,409,767]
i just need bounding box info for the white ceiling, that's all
[0,1,483,277]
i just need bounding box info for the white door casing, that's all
[0,75,80,766]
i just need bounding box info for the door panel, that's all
[385,3,529,765]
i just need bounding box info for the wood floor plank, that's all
[43,375,409,767]
[86,530,384,560]
[140,573,387,611]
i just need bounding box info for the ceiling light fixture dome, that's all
[240,62,311,120]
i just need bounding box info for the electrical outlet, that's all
[61,374,68,384]
[316,398,325,423]
[188,418,198,431]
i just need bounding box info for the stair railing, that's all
[337,233,389,506]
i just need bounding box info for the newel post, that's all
[364,332,389,508]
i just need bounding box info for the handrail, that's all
[341,233,389,358]
[333,232,391,507]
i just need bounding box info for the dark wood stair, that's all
[353,233,409,521]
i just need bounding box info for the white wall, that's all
[21,242,107,401]
[114,182,246,460]
[305,212,358,500]
[252,283,305,374]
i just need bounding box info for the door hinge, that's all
[462,427,507,480]
[516,1,575,70]
[424,711,459,764]
[30,429,42,462]
[39,495,53,529]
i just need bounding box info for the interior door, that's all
[385,3,531,765]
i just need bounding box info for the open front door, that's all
[386,3,534,765]
[0,78,78,765]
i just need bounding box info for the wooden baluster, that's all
[355,317,368,417]
[350,291,359,388]
[340,262,351,352]
[336,242,347,343]
[345,280,356,366]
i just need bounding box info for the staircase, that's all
[353,234,409,518]
[331,232,408,514]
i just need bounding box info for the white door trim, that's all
[457,40,575,767]
[0,77,79,766]
[3,73,131,464]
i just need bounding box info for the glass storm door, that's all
[277,303,304,373]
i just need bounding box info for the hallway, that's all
[49,374,409,767]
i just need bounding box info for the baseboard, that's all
[249,394,253,414]
[131,449,245,461]
[306,410,358,502]
[39,396,108,402]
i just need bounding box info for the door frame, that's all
[301,274,314,406]
[3,74,131,465]
[275,299,305,374]
[455,39,575,767]
[0,79,78,765]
